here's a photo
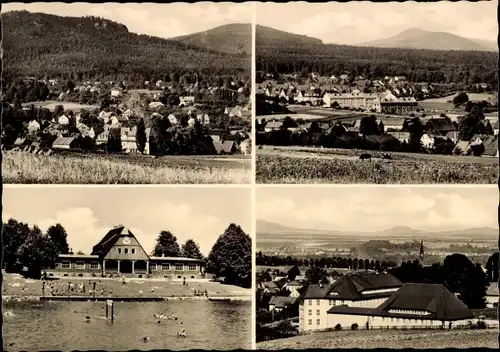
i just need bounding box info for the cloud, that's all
[257,187,497,232]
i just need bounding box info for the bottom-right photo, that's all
[255,186,498,349]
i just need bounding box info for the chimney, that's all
[162,252,165,258]
[69,248,73,255]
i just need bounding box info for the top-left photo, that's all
[2,2,253,184]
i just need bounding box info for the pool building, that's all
[44,225,204,279]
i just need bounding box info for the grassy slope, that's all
[3,151,251,184]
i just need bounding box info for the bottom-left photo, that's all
[2,185,252,351]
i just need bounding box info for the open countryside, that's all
[2,10,252,184]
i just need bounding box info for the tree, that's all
[16,226,58,278]
[406,117,424,151]
[152,231,181,257]
[442,254,488,309]
[485,252,499,282]
[66,79,75,92]
[453,92,469,107]
[458,106,486,141]
[136,118,147,153]
[359,115,379,136]
[305,266,329,285]
[181,239,203,260]
[287,265,301,281]
[53,104,64,118]
[2,219,31,272]
[378,121,385,134]
[206,223,251,288]
[46,224,69,254]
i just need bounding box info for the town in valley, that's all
[255,2,498,184]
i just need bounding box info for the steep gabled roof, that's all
[269,296,298,309]
[91,226,149,259]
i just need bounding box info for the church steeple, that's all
[419,240,424,266]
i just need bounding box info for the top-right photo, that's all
[255,1,498,184]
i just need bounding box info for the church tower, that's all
[419,240,425,266]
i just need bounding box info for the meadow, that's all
[3,150,251,184]
[256,147,498,184]
[256,328,498,349]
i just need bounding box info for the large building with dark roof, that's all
[299,271,403,332]
[299,271,476,332]
[44,226,203,279]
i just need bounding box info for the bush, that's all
[475,320,487,329]
[335,323,342,331]
[351,323,359,330]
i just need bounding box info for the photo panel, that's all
[2,186,252,350]
[2,2,253,185]
[256,185,498,348]
[255,1,498,184]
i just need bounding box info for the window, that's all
[316,319,320,325]
[118,248,122,254]
[150,263,157,271]
[162,264,170,271]
[175,264,184,271]
[132,248,135,254]
[308,300,312,306]
[90,263,99,269]
[188,264,197,271]
[308,319,312,325]
[61,262,71,269]
[329,300,334,306]
[316,300,320,306]
[316,309,320,315]
[124,248,129,254]
[308,309,312,316]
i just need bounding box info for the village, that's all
[3,76,252,156]
[256,72,498,158]
[256,246,499,343]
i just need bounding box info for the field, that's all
[257,329,498,349]
[256,147,498,184]
[419,93,497,112]
[3,150,251,184]
[22,100,99,112]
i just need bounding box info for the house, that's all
[167,114,178,125]
[221,141,237,154]
[425,118,456,136]
[111,89,122,98]
[269,296,298,312]
[481,136,499,157]
[13,138,28,147]
[323,92,381,112]
[452,140,472,155]
[327,283,475,330]
[445,131,460,143]
[52,137,79,150]
[261,281,279,295]
[43,225,203,279]
[486,283,499,308]
[96,130,110,146]
[299,271,402,332]
[212,140,223,154]
[239,139,251,155]
[264,121,283,132]
[420,133,436,149]
[284,280,304,298]
[121,127,138,153]
[76,123,91,137]
[27,120,41,134]
[387,131,410,143]
[58,115,70,125]
[149,101,164,109]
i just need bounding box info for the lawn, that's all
[257,328,498,349]
[3,151,251,184]
[256,147,498,184]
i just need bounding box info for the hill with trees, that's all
[2,11,250,81]
[256,26,498,87]
[171,23,251,55]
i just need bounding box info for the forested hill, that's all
[171,23,251,55]
[256,25,323,47]
[256,26,498,87]
[2,11,250,80]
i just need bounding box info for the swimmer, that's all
[177,329,187,338]
[84,316,91,323]
[143,337,149,342]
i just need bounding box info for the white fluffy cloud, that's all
[257,187,497,232]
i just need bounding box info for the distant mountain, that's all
[358,28,497,52]
[2,10,249,78]
[257,219,497,239]
[171,23,251,55]
[256,25,323,47]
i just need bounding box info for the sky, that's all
[2,2,253,38]
[257,1,498,44]
[3,186,252,256]
[257,186,498,232]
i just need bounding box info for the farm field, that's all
[21,100,99,112]
[256,147,498,184]
[2,150,251,184]
[257,328,498,349]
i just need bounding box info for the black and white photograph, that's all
[256,186,498,349]
[2,186,252,350]
[255,1,498,184]
[1,2,252,184]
